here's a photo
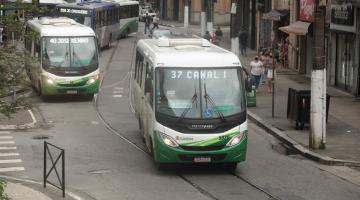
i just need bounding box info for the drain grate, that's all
[33,135,52,140]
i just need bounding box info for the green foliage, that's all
[0,179,10,200]
[0,45,31,118]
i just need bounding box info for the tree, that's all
[0,0,46,118]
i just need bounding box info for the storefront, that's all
[329,1,359,96]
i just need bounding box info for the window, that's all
[135,50,144,83]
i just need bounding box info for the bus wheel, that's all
[36,82,42,96]
[223,162,238,171]
[107,34,112,49]
[138,117,145,143]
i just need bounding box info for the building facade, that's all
[328,0,359,96]
[157,0,231,26]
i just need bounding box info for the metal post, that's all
[230,0,240,55]
[272,46,275,118]
[43,142,46,188]
[62,150,65,198]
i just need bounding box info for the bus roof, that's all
[137,37,242,68]
[56,1,118,10]
[26,17,96,37]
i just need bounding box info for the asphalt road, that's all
[7,27,360,200]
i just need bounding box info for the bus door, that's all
[139,62,149,136]
[143,62,154,138]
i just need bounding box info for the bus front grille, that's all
[180,145,225,151]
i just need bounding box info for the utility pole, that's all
[310,0,326,149]
[230,0,240,55]
[184,0,189,28]
[201,0,206,36]
[206,0,214,35]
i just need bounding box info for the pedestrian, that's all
[259,50,268,85]
[144,13,152,35]
[266,53,275,93]
[238,27,248,56]
[249,56,263,92]
[152,14,159,31]
[214,26,223,45]
[203,31,211,41]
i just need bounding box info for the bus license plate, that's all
[66,90,77,94]
[194,156,211,163]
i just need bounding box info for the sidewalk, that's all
[159,21,360,166]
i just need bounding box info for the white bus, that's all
[56,0,139,49]
[132,36,248,169]
[25,17,100,99]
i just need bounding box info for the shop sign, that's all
[331,3,354,26]
[299,0,315,22]
[330,2,356,33]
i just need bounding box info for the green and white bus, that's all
[25,17,100,99]
[132,37,248,169]
[56,0,139,48]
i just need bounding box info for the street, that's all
[4,26,360,200]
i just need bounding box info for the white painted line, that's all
[112,90,123,94]
[112,95,123,98]
[0,131,11,134]
[114,87,124,91]
[0,147,16,150]
[0,136,13,140]
[0,141,14,144]
[0,153,19,157]
[0,167,25,173]
[0,159,22,164]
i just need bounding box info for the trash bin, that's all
[247,85,256,107]
[287,88,330,130]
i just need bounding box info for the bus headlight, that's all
[159,133,179,147]
[44,76,55,85]
[87,74,99,85]
[226,132,246,147]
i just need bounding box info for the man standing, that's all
[249,56,263,92]
[144,13,152,34]
[238,27,248,56]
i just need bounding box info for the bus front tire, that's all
[223,162,238,171]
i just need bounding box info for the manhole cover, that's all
[33,135,52,140]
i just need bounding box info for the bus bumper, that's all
[42,80,99,96]
[153,133,247,163]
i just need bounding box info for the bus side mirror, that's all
[245,78,252,93]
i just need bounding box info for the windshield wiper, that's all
[178,90,198,122]
[203,83,226,122]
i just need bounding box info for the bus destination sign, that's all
[60,8,89,15]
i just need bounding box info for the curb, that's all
[0,175,95,200]
[158,22,176,28]
[247,111,360,167]
[0,109,37,130]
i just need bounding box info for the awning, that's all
[262,9,289,21]
[279,21,311,35]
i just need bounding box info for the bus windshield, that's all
[42,36,98,70]
[155,68,246,119]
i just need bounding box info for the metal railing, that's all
[43,141,65,198]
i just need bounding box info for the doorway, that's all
[335,33,355,92]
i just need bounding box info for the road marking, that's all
[113,90,123,94]
[0,131,11,135]
[0,167,25,172]
[112,94,123,98]
[0,147,16,150]
[0,136,13,140]
[0,159,22,164]
[0,153,19,157]
[0,141,14,144]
